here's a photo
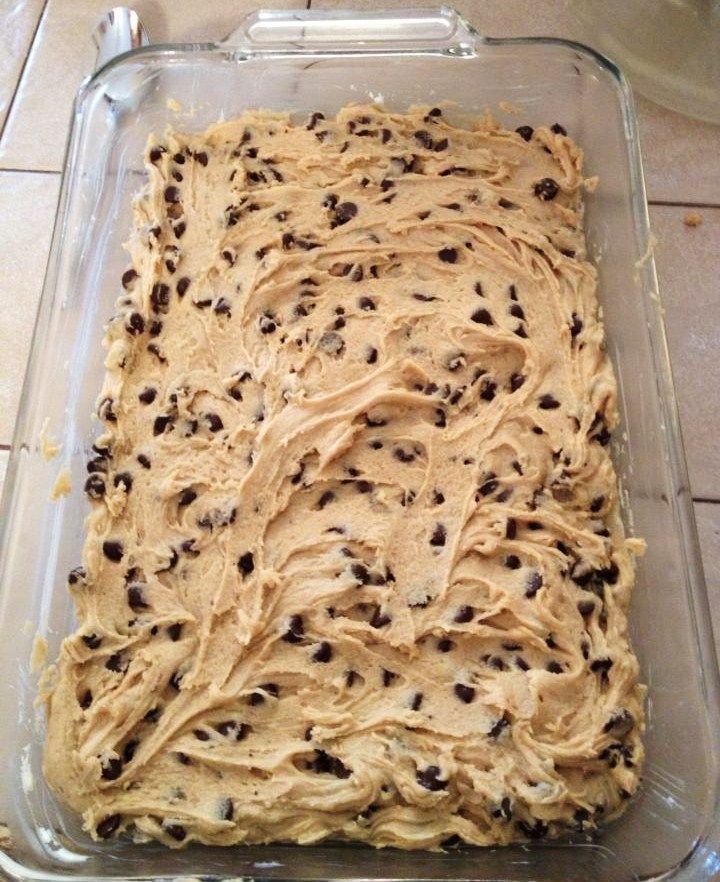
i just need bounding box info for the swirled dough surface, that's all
[44,105,645,849]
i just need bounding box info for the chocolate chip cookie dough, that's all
[44,105,645,849]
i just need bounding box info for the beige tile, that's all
[0,170,60,443]
[650,205,720,500]
[0,0,307,172]
[0,449,7,500]
[636,97,720,205]
[695,502,720,654]
[0,0,46,133]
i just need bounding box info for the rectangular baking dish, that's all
[0,7,718,882]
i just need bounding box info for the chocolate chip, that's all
[470,308,493,325]
[358,296,376,312]
[437,638,454,653]
[169,670,182,691]
[164,185,180,204]
[410,692,424,711]
[102,540,123,562]
[143,705,161,723]
[438,247,457,263]
[538,393,560,410]
[505,519,518,541]
[149,146,165,163]
[218,797,234,822]
[112,472,132,494]
[515,125,534,141]
[348,563,370,585]
[533,178,559,201]
[96,814,121,839]
[312,641,333,663]
[194,150,209,166]
[165,623,182,642]
[590,495,605,513]
[314,489,335,511]
[370,609,392,628]
[591,657,613,675]
[150,283,170,315]
[603,709,635,737]
[382,668,397,687]
[365,346,378,364]
[430,523,446,547]
[433,137,449,151]
[164,824,187,841]
[578,599,595,618]
[122,740,138,763]
[282,614,304,644]
[479,478,498,497]
[205,413,223,433]
[82,633,102,650]
[489,714,510,739]
[546,660,563,674]
[172,278,190,301]
[84,474,106,499]
[393,446,415,464]
[68,566,87,586]
[599,561,620,584]
[334,202,358,225]
[127,585,149,611]
[105,652,125,672]
[570,313,583,337]
[550,122,567,136]
[525,572,543,598]
[213,297,231,317]
[312,749,351,778]
[454,683,475,704]
[479,378,497,401]
[236,552,255,577]
[175,487,197,508]
[416,765,447,791]
[450,604,473,625]
[518,819,548,840]
[101,757,123,780]
[153,415,172,436]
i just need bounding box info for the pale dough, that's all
[44,105,644,849]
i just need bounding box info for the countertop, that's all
[0,0,717,636]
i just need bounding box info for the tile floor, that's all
[0,1,717,616]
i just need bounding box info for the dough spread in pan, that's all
[44,105,645,849]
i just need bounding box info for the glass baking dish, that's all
[0,6,718,881]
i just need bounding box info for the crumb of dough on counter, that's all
[166,98,182,112]
[683,212,702,227]
[498,100,522,115]
[39,418,61,460]
[49,469,71,500]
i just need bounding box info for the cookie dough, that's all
[44,105,644,849]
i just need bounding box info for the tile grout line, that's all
[0,0,51,147]
[648,199,720,210]
[0,167,60,175]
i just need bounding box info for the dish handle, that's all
[92,6,150,73]
[223,6,480,55]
